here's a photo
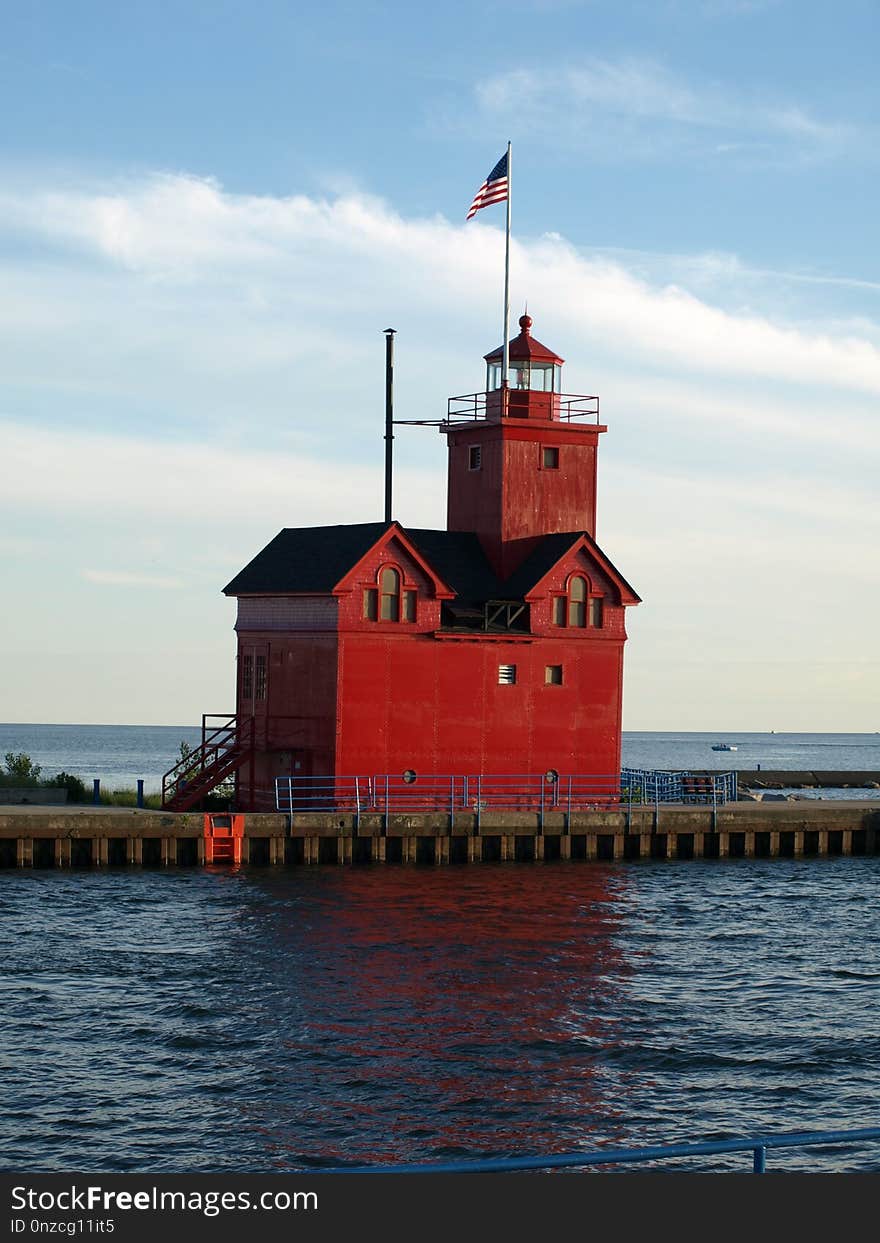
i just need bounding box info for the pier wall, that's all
[1,802,878,867]
[712,770,880,789]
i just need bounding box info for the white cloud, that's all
[473,57,857,164]
[3,172,880,404]
[519,237,880,395]
[477,60,700,125]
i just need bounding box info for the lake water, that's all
[2,859,879,1174]
[2,724,880,793]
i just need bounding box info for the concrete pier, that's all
[1,800,878,868]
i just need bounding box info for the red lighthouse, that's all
[164,317,640,811]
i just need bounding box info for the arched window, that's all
[551,575,604,629]
[380,567,401,621]
[568,576,587,628]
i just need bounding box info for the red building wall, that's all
[235,599,341,800]
[446,422,604,575]
[333,630,624,778]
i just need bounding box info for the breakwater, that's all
[720,769,880,789]
[2,800,878,866]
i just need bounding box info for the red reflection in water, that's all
[252,864,635,1164]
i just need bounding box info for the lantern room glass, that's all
[486,361,561,392]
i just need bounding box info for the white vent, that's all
[498,664,517,685]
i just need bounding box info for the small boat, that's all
[711,743,737,752]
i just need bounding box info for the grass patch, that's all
[99,788,163,810]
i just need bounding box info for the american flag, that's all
[466,152,509,220]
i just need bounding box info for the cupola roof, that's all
[484,314,564,365]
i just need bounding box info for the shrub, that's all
[52,772,88,802]
[3,751,42,784]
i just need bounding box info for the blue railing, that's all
[275,773,626,822]
[338,1125,880,1174]
[273,775,373,814]
[275,770,737,820]
[621,767,738,805]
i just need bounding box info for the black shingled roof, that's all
[224,522,503,600]
[501,530,640,602]
[223,521,638,604]
[406,529,502,602]
[500,532,585,598]
[222,523,391,595]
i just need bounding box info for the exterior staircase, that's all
[162,715,254,812]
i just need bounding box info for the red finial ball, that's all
[519,313,532,334]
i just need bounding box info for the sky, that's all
[1,0,878,731]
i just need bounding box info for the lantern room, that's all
[486,314,564,394]
[483,314,567,421]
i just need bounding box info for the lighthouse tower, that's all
[445,314,605,578]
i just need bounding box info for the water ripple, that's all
[1,860,879,1172]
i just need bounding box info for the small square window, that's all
[363,588,378,621]
[403,590,417,622]
[589,597,603,628]
[498,664,517,685]
[468,445,482,471]
[545,665,563,685]
[542,446,559,469]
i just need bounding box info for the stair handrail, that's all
[164,717,236,779]
[162,715,254,806]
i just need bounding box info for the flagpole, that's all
[502,140,511,412]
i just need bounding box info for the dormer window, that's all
[554,574,586,626]
[568,576,587,627]
[380,567,401,621]
[552,575,594,628]
[364,568,417,624]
